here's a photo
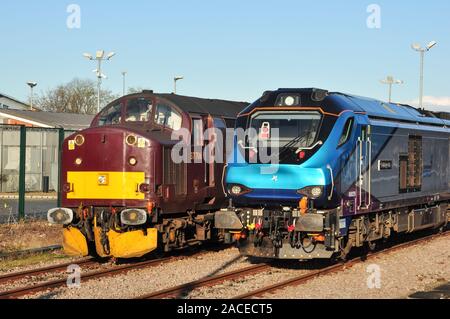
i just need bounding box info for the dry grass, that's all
[0,221,62,254]
[0,251,68,271]
[0,192,57,197]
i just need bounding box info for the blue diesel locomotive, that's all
[216,88,450,260]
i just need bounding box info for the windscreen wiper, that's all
[277,131,314,158]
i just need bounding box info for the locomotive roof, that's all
[155,93,248,118]
[242,88,450,127]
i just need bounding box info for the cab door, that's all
[190,115,206,197]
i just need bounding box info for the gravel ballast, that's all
[25,247,253,299]
[266,235,450,299]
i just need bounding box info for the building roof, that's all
[155,93,248,118]
[0,92,29,106]
[0,109,94,130]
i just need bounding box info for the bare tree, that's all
[127,87,144,94]
[35,78,119,114]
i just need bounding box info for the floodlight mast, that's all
[173,76,184,94]
[83,50,116,113]
[26,81,38,110]
[380,76,403,103]
[411,41,437,109]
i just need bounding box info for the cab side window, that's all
[154,104,182,130]
[338,117,354,147]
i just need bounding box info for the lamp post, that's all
[380,76,403,103]
[83,50,116,113]
[26,81,37,111]
[411,41,437,109]
[121,71,127,96]
[173,76,184,94]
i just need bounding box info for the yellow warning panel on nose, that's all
[67,171,145,200]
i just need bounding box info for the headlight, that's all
[231,185,242,195]
[75,158,82,165]
[126,135,137,146]
[74,135,85,146]
[311,187,323,198]
[120,209,147,226]
[47,208,74,225]
[227,184,251,196]
[297,186,324,199]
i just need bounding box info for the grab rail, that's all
[238,140,258,153]
[326,164,334,201]
[295,140,323,154]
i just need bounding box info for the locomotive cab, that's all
[48,91,247,259]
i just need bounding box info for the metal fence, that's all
[0,125,75,223]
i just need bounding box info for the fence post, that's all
[57,128,65,207]
[18,125,27,220]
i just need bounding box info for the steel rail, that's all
[0,246,231,299]
[0,256,176,299]
[0,258,98,285]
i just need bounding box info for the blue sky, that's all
[1,0,449,110]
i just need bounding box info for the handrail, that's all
[238,140,258,153]
[357,137,362,210]
[366,137,372,209]
[295,140,323,154]
[326,164,334,201]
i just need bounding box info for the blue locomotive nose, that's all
[226,164,327,205]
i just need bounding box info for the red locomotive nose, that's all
[61,126,155,207]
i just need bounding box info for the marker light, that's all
[139,183,151,193]
[62,183,72,193]
[75,158,82,165]
[129,157,137,166]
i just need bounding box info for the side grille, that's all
[163,147,187,195]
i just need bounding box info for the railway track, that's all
[0,256,177,299]
[0,258,99,285]
[233,231,450,299]
[0,245,232,299]
[134,230,449,300]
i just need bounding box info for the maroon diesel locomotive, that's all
[47,91,247,259]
